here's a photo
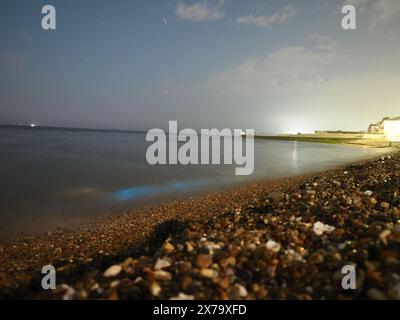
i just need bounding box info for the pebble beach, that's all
[1,151,400,300]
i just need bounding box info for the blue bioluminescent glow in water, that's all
[113,185,162,201]
[113,179,212,201]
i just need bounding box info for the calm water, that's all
[0,126,386,236]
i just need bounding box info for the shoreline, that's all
[0,150,399,299]
[255,134,397,147]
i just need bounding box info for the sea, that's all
[0,125,386,237]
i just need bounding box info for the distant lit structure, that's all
[368,116,400,141]
[384,120,400,142]
[30,123,36,128]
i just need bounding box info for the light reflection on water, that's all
[292,141,299,171]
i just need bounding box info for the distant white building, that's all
[368,116,400,141]
[384,119,400,142]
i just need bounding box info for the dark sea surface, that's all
[0,125,386,237]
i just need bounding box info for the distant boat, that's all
[30,124,36,128]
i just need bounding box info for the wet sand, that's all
[1,151,399,299]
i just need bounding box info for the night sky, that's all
[1,0,400,133]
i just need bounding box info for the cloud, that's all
[212,36,342,98]
[236,5,298,28]
[370,0,400,28]
[176,0,225,22]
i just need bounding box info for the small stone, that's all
[267,259,279,278]
[121,257,134,270]
[370,198,377,205]
[62,286,76,300]
[134,276,143,284]
[103,265,122,278]
[186,242,194,253]
[90,283,100,292]
[379,230,391,245]
[150,282,162,297]
[223,256,236,268]
[313,222,325,235]
[267,191,285,204]
[313,221,335,236]
[76,290,88,299]
[200,268,218,279]
[219,278,230,289]
[326,225,335,233]
[204,241,221,252]
[235,284,248,298]
[393,207,400,216]
[164,242,175,253]
[196,254,212,268]
[144,268,156,282]
[154,258,171,270]
[381,202,390,210]
[170,293,195,300]
[266,240,281,253]
[154,270,172,281]
[305,286,314,294]
[364,190,373,196]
